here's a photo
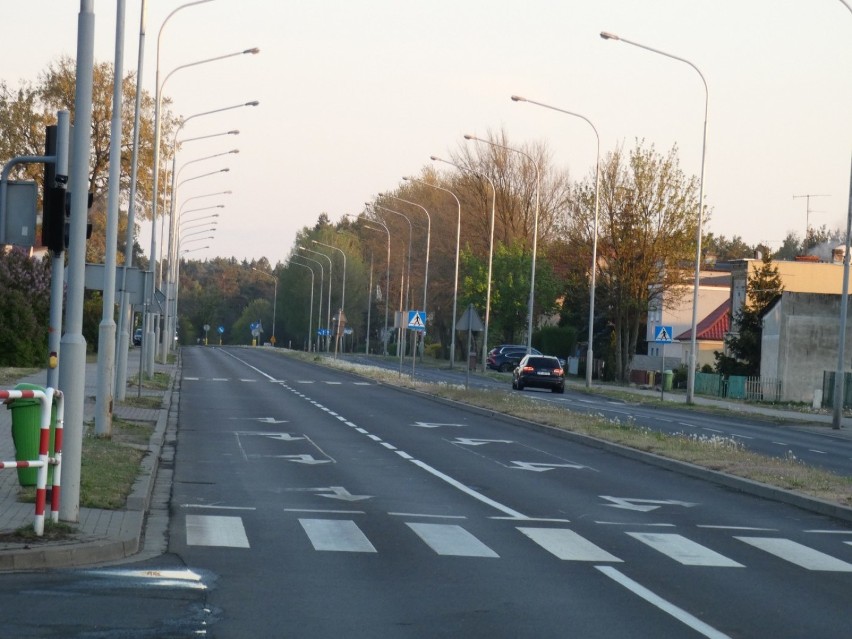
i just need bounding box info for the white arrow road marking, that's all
[282,454,332,465]
[318,486,373,502]
[453,438,514,446]
[413,421,464,428]
[509,461,588,472]
[263,433,304,442]
[600,496,698,512]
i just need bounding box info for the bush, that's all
[534,325,577,359]
[424,342,442,359]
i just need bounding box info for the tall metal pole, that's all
[510,96,601,387]
[293,255,324,352]
[289,261,314,350]
[299,246,332,351]
[404,177,462,367]
[460,138,540,355]
[115,0,147,402]
[601,31,708,404]
[833,154,852,429]
[430,156,495,371]
[95,0,126,437]
[59,0,95,523]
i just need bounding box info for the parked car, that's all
[133,328,143,346]
[487,346,541,372]
[512,354,565,393]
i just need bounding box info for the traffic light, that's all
[42,125,67,254]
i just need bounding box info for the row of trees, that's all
[1,58,841,378]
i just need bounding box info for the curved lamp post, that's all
[403,176,462,367]
[252,267,278,345]
[601,30,708,404]
[511,95,600,387]
[299,245,333,351]
[383,195,431,324]
[463,135,540,355]
[431,155,496,371]
[292,254,324,352]
[357,211,392,357]
[288,260,315,350]
[312,240,348,355]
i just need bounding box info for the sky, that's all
[4,1,851,264]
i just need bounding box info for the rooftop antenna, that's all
[793,193,830,245]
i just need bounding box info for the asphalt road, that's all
[2,346,851,638]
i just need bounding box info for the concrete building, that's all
[760,292,849,404]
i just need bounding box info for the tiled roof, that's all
[675,299,730,341]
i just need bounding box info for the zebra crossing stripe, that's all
[628,533,744,567]
[736,537,852,571]
[518,527,622,562]
[186,515,250,548]
[407,523,499,557]
[299,518,377,552]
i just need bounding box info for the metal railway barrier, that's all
[0,388,64,536]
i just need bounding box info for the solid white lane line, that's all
[181,504,257,511]
[736,537,852,571]
[186,515,250,548]
[283,509,365,515]
[628,533,743,567]
[410,459,528,519]
[299,519,377,552]
[407,523,499,557]
[697,525,776,531]
[596,566,731,639]
[518,528,621,562]
[389,512,467,519]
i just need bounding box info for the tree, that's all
[715,252,783,376]
[703,233,754,263]
[0,248,51,366]
[564,141,704,381]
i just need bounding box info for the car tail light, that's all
[554,368,563,375]
[522,365,535,373]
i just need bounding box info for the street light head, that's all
[600,31,619,41]
[463,134,478,141]
[429,155,441,161]
[510,95,526,102]
[245,101,260,107]
[229,149,240,154]
[402,176,410,181]
[244,47,261,55]
[228,130,240,135]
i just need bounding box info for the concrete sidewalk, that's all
[0,348,176,571]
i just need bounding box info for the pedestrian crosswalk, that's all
[183,513,852,573]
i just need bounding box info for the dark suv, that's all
[512,355,565,393]
[487,346,541,372]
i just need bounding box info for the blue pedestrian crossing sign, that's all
[654,325,674,343]
[407,310,426,331]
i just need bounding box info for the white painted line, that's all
[771,441,788,446]
[736,537,852,571]
[628,533,743,567]
[297,380,315,384]
[407,523,498,557]
[396,451,413,460]
[596,566,731,639]
[702,427,723,434]
[239,379,256,382]
[181,504,257,511]
[344,421,358,427]
[368,434,382,442]
[808,449,827,455]
[354,382,372,385]
[731,434,754,440]
[698,525,776,531]
[678,422,697,428]
[492,517,572,523]
[518,528,621,562]
[283,509,365,514]
[381,442,397,450]
[410,459,528,519]
[184,377,199,381]
[356,427,369,434]
[596,521,675,527]
[389,513,467,519]
[211,378,229,382]
[325,381,343,385]
[806,530,852,534]
[186,515,250,548]
[299,519,377,552]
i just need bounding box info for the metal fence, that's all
[694,373,782,403]
[821,371,852,409]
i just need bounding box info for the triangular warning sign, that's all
[410,314,424,328]
[656,327,671,342]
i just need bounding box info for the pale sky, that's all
[4,1,851,264]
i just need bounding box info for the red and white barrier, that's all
[0,387,64,536]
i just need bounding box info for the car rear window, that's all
[526,357,560,368]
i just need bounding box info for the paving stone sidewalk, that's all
[0,348,175,571]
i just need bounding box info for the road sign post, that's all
[654,326,674,401]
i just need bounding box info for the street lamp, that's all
[430,155,495,371]
[402,176,462,367]
[292,254,324,352]
[252,268,278,345]
[351,211,392,357]
[288,260,315,350]
[511,95,601,388]
[299,245,333,351]
[383,194,431,326]
[601,30,708,404]
[463,135,540,355]
[312,240,347,354]
[373,204,412,311]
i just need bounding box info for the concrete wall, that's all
[761,292,852,403]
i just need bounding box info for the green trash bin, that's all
[663,370,674,392]
[7,383,55,486]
